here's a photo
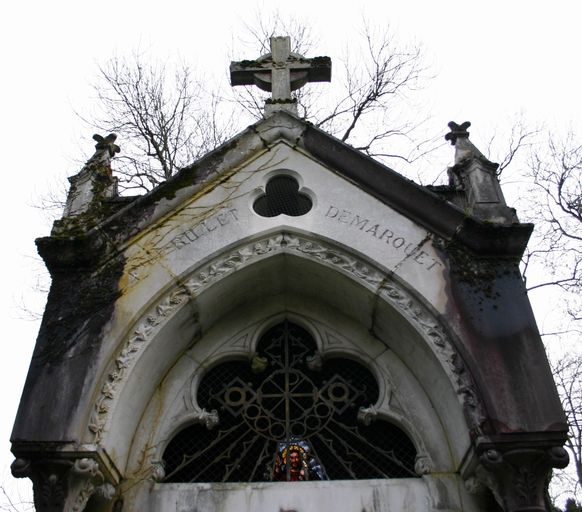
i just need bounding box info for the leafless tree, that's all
[485,118,540,176]
[316,26,431,161]
[477,122,582,504]
[511,130,582,504]
[232,16,440,170]
[81,17,437,193]
[0,484,34,512]
[522,132,582,313]
[551,354,582,499]
[84,53,236,193]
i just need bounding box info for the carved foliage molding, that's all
[377,281,484,429]
[89,232,484,442]
[475,446,569,511]
[11,457,115,512]
[88,287,191,442]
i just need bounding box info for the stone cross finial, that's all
[60,134,120,218]
[230,36,331,116]
[86,133,121,168]
[445,120,517,224]
[445,121,471,146]
[93,133,120,157]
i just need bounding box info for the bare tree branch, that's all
[552,354,582,495]
[523,131,582,308]
[82,52,236,193]
[229,17,435,173]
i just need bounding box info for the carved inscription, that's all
[325,206,441,271]
[163,208,239,252]
[127,208,240,285]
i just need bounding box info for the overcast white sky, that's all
[1,0,581,507]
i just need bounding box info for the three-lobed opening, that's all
[253,175,312,217]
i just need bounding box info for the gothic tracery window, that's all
[162,321,418,482]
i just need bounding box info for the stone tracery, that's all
[161,321,419,483]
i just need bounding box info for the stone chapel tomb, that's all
[11,36,569,512]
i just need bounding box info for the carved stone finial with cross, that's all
[230,36,331,116]
[445,120,486,165]
[60,133,120,219]
[445,121,471,146]
[86,133,121,168]
[445,120,518,224]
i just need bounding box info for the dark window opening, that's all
[162,321,418,482]
[253,175,312,217]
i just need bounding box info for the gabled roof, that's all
[39,111,532,272]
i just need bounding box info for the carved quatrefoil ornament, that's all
[253,175,312,217]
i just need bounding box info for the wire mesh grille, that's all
[162,321,418,482]
[253,175,312,217]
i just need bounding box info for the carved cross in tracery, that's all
[230,36,331,116]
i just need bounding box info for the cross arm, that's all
[230,60,272,87]
[297,56,332,83]
[230,56,332,89]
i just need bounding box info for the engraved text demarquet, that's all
[325,205,441,271]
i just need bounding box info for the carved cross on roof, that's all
[230,36,331,116]
[85,133,121,168]
[445,121,471,146]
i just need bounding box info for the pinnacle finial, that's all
[445,120,517,224]
[60,133,120,219]
[93,133,120,157]
[445,121,471,145]
[85,133,121,168]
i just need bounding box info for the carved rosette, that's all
[472,445,569,512]
[11,457,115,512]
[90,232,484,446]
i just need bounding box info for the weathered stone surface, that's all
[230,36,331,115]
[62,134,119,219]
[147,479,452,512]
[12,111,568,512]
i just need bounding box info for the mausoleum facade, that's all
[11,38,568,512]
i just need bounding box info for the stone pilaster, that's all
[11,456,116,512]
[470,443,569,511]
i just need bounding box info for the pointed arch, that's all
[86,230,485,481]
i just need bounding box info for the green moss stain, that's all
[444,238,521,301]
